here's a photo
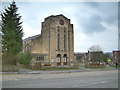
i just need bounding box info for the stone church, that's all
[23,14,75,67]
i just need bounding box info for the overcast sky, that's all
[2,1,118,52]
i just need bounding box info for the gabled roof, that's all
[23,34,41,42]
[44,14,69,21]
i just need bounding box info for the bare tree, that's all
[88,45,104,63]
[88,45,102,52]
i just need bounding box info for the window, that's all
[58,34,60,50]
[63,58,67,62]
[59,20,64,25]
[56,54,61,63]
[64,35,66,50]
[58,29,60,33]
[57,28,60,50]
[64,29,66,50]
[63,54,67,65]
[68,31,70,49]
[64,30,66,33]
[37,56,44,61]
[57,58,60,62]
[37,57,38,60]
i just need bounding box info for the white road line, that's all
[72,81,106,87]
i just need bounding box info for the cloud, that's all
[80,14,105,34]
[22,23,41,39]
[72,2,118,36]
[2,2,118,52]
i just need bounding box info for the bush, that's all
[17,53,33,65]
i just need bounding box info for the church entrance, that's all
[63,54,67,65]
[56,54,61,65]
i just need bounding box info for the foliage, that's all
[1,1,23,56]
[88,45,110,63]
[102,53,110,62]
[90,51,104,62]
[76,56,82,60]
[90,52,111,63]
[17,53,33,65]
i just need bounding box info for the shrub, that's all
[17,53,33,65]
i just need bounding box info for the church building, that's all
[23,14,75,67]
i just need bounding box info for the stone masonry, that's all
[23,14,75,68]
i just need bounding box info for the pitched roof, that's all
[31,53,48,56]
[23,34,41,42]
[44,14,69,21]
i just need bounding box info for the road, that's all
[2,70,118,88]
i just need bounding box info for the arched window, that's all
[63,54,67,65]
[56,54,61,65]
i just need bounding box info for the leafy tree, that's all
[88,45,111,63]
[1,1,23,57]
[102,53,110,62]
[90,51,104,62]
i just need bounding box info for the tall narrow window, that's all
[68,31,70,50]
[57,28,60,50]
[64,30,66,50]
[49,30,50,53]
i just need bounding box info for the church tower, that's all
[41,14,75,66]
[23,14,75,67]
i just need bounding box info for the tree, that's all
[103,53,110,62]
[90,51,104,62]
[1,1,23,65]
[88,45,102,52]
[1,1,23,56]
[88,45,104,62]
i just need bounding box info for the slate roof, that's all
[23,34,41,42]
[74,52,86,55]
[44,14,69,21]
[31,53,48,56]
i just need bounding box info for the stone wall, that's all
[31,36,42,53]
[23,14,76,68]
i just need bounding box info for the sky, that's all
[1,1,118,52]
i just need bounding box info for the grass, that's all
[41,67,82,71]
[40,66,115,71]
[87,66,116,69]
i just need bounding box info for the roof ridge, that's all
[23,34,41,42]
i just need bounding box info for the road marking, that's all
[72,81,106,87]
[100,81,106,84]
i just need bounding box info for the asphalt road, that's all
[2,70,118,88]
